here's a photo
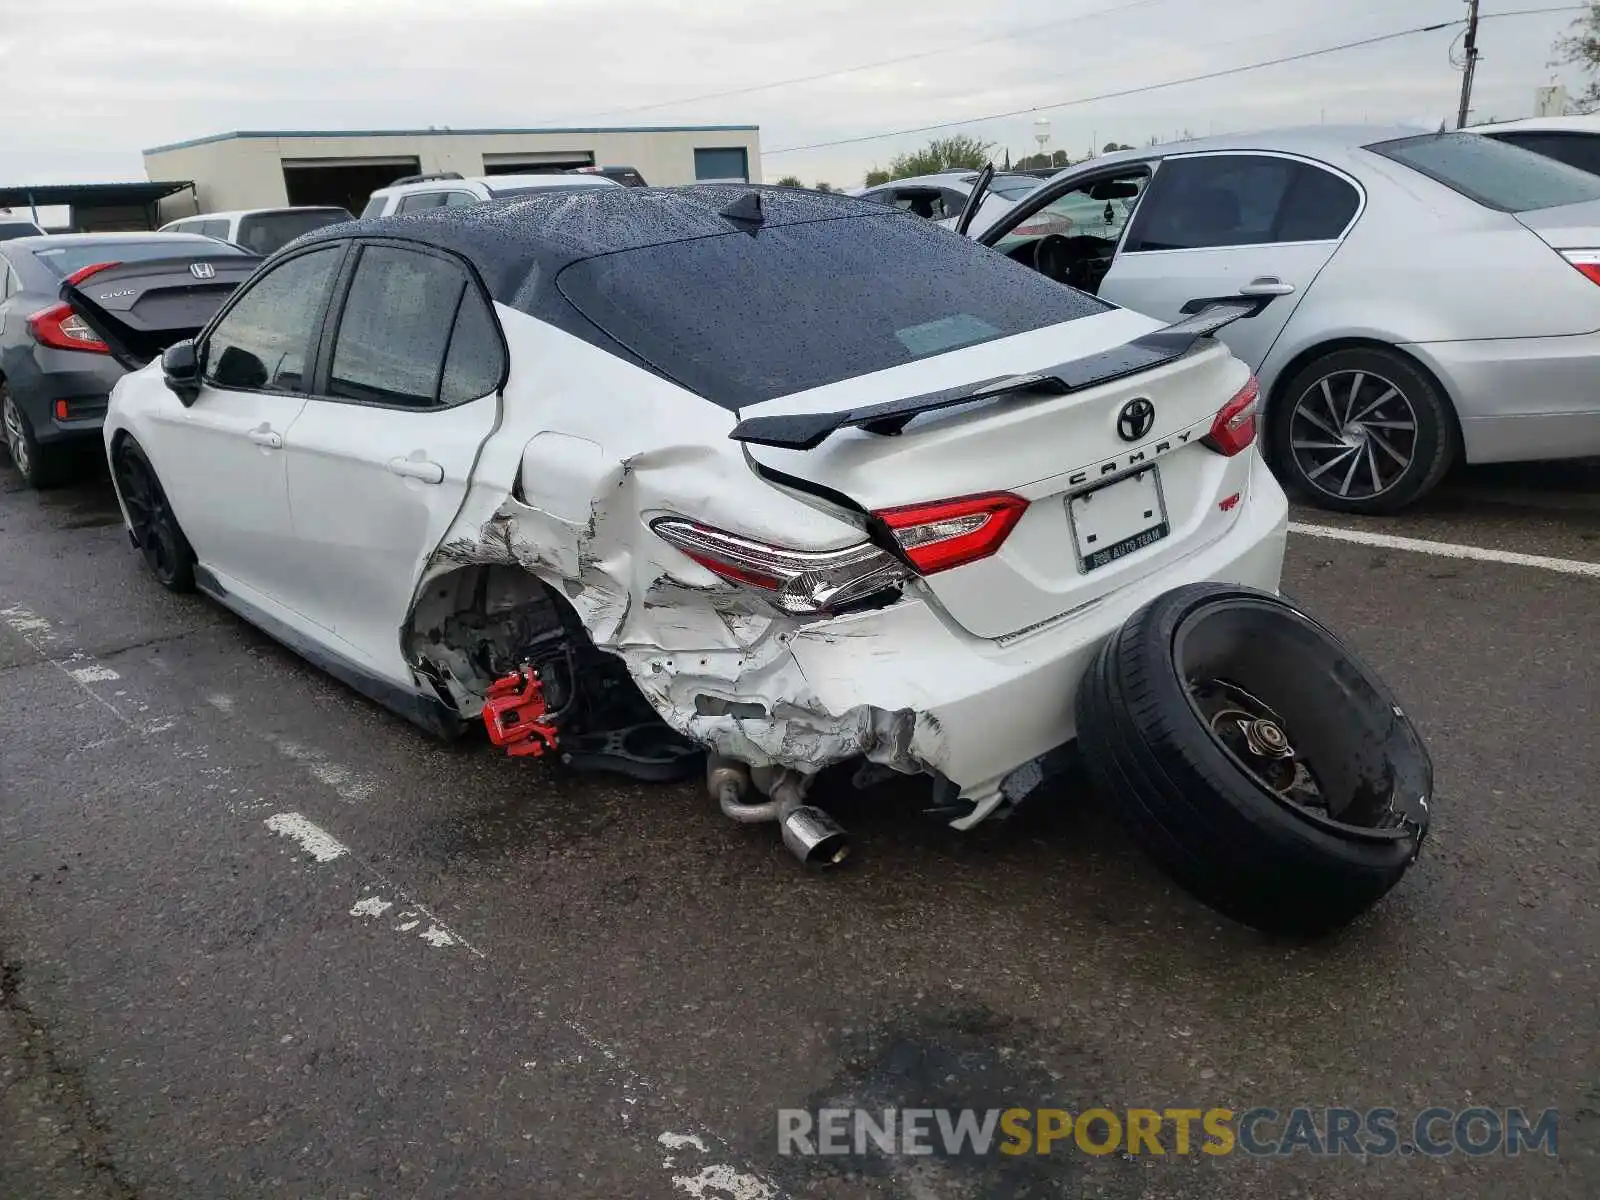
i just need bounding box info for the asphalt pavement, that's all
[1,453,1596,1199]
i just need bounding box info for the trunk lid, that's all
[1513,197,1600,251]
[738,308,1258,640]
[58,255,261,370]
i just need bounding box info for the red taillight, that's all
[875,492,1028,574]
[64,260,121,286]
[1562,250,1600,284]
[1203,375,1260,458]
[27,303,109,354]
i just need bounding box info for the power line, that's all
[536,0,1180,125]
[765,21,1462,155]
[764,8,1587,157]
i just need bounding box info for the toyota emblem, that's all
[189,261,216,280]
[1116,398,1155,443]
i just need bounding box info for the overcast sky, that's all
[0,0,1590,189]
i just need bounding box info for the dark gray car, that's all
[0,233,257,487]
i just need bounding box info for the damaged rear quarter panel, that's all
[413,305,917,773]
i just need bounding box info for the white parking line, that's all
[1,603,173,734]
[1289,522,1600,580]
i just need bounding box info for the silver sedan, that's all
[963,126,1600,513]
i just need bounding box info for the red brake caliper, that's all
[482,666,561,758]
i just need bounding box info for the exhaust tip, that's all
[781,805,851,868]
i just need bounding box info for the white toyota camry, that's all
[64,185,1431,934]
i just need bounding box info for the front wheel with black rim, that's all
[112,440,196,592]
[1074,583,1432,937]
[1269,346,1457,515]
[2,382,66,489]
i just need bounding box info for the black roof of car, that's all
[293,184,897,304]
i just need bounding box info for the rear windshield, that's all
[0,221,43,242]
[236,209,351,254]
[1367,131,1600,212]
[988,177,1045,200]
[555,211,1109,409]
[30,240,248,278]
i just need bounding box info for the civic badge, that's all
[190,262,215,280]
[1116,397,1155,443]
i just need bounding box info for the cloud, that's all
[0,0,1586,187]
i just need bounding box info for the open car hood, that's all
[58,255,262,371]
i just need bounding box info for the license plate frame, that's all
[1066,466,1171,573]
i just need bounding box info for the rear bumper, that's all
[5,352,116,444]
[1402,332,1600,463]
[639,453,1288,824]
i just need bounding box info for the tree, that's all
[814,182,835,193]
[1553,3,1600,111]
[886,134,995,179]
[864,167,893,187]
[1102,142,1133,154]
[775,174,804,187]
[1052,149,1070,167]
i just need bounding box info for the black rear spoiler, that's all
[728,296,1269,451]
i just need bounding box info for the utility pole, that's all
[1457,0,1480,129]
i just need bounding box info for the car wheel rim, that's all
[2,395,29,476]
[116,452,176,580]
[1288,370,1418,501]
[1173,597,1431,843]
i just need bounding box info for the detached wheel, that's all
[1075,584,1431,936]
[1269,347,1456,514]
[2,382,65,489]
[112,440,195,592]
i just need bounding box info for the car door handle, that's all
[1238,276,1296,297]
[247,426,282,449]
[387,456,444,485]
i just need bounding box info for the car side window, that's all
[1492,131,1600,178]
[203,246,342,394]
[327,245,499,408]
[882,188,951,220]
[199,219,231,240]
[1124,155,1358,251]
[397,191,447,213]
[441,191,480,208]
[360,196,387,219]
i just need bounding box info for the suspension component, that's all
[482,666,561,758]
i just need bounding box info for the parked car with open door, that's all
[960,126,1600,513]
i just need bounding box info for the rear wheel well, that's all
[1265,337,1463,452]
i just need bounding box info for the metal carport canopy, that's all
[0,181,193,209]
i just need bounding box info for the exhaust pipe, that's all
[780,805,851,868]
[708,756,851,866]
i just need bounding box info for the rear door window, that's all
[1367,131,1600,212]
[326,245,500,408]
[555,210,1109,409]
[1124,154,1359,251]
[198,219,232,240]
[203,246,343,394]
[236,210,350,254]
[397,192,448,214]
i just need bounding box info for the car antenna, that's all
[719,191,765,227]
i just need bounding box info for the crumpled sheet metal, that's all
[419,441,934,778]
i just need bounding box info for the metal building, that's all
[142,126,762,219]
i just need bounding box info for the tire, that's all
[1268,346,1457,515]
[111,439,196,593]
[1,381,67,490]
[1074,583,1432,937]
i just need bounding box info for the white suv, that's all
[360,172,620,219]
[159,207,352,255]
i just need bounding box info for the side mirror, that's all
[161,340,202,406]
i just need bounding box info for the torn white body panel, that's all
[405,308,1290,817]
